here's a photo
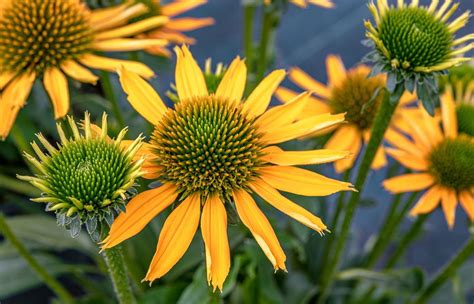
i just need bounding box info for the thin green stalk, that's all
[0,173,39,196]
[386,214,429,269]
[100,71,126,129]
[317,91,400,303]
[0,213,74,303]
[102,246,137,304]
[255,9,274,83]
[411,235,474,304]
[243,4,255,72]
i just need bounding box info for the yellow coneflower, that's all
[101,45,355,290]
[0,0,169,140]
[276,55,415,173]
[264,0,334,9]
[383,88,474,229]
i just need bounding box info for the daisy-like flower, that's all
[440,62,474,105]
[0,0,169,140]
[101,46,355,290]
[383,88,474,229]
[264,0,334,9]
[276,55,414,173]
[364,0,474,113]
[17,112,145,241]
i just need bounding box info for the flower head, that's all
[364,0,473,113]
[439,61,474,105]
[383,90,474,229]
[18,113,145,241]
[101,45,355,290]
[276,55,415,172]
[0,0,169,139]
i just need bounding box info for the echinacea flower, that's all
[17,112,145,241]
[439,62,474,106]
[101,45,355,290]
[364,0,474,113]
[0,0,168,139]
[276,55,414,173]
[264,0,334,9]
[383,89,474,228]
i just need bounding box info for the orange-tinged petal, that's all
[233,189,286,270]
[2,71,36,108]
[274,87,330,118]
[161,0,208,16]
[243,70,286,118]
[201,195,230,291]
[326,55,346,87]
[288,67,330,98]
[43,67,70,119]
[385,148,429,171]
[261,145,350,166]
[102,184,178,249]
[118,67,167,125]
[383,173,435,194]
[60,60,98,84]
[174,45,208,100]
[307,0,335,8]
[0,71,15,90]
[385,128,426,158]
[215,56,246,104]
[95,16,169,40]
[164,17,215,31]
[91,3,146,31]
[409,185,442,216]
[144,194,201,281]
[79,54,154,79]
[0,95,20,140]
[441,187,457,229]
[250,178,328,234]
[92,38,167,52]
[459,191,474,222]
[371,145,387,170]
[441,90,458,138]
[259,166,354,196]
[324,125,361,172]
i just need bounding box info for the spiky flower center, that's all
[151,96,264,199]
[379,7,452,69]
[0,0,93,74]
[429,136,474,191]
[457,104,474,137]
[328,70,384,130]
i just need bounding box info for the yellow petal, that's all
[250,178,328,234]
[441,90,458,138]
[261,113,345,144]
[385,128,425,158]
[385,148,429,171]
[326,55,346,87]
[290,0,307,7]
[60,60,98,84]
[0,95,20,140]
[261,145,350,166]
[118,67,167,125]
[161,0,208,17]
[274,87,330,119]
[459,191,474,222]
[288,67,330,98]
[92,38,167,52]
[441,187,457,229]
[307,0,335,8]
[95,16,169,40]
[43,67,70,119]
[2,72,36,107]
[0,71,15,90]
[101,184,178,249]
[383,173,435,194]
[91,3,146,30]
[201,195,230,291]
[324,125,361,172]
[164,17,215,31]
[243,70,286,118]
[79,54,154,79]
[215,56,247,103]
[174,45,208,100]
[233,189,286,271]
[259,166,354,196]
[144,194,201,281]
[371,145,387,170]
[120,141,161,179]
[409,185,442,216]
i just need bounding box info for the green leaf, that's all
[176,266,212,304]
[139,283,187,304]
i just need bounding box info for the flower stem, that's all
[255,8,277,83]
[411,235,474,304]
[317,90,399,303]
[102,246,137,304]
[0,213,74,303]
[100,71,126,129]
[386,214,429,269]
[243,3,255,73]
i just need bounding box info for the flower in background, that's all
[439,62,474,106]
[383,89,474,229]
[0,0,168,140]
[364,0,473,113]
[17,113,145,241]
[264,0,334,9]
[276,55,414,173]
[101,45,355,290]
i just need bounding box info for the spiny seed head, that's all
[329,68,385,130]
[151,96,264,200]
[18,113,144,241]
[456,104,474,137]
[429,136,474,191]
[0,0,93,75]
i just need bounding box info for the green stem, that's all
[100,71,126,129]
[255,9,274,83]
[330,169,352,229]
[0,213,74,303]
[411,235,474,304]
[102,246,137,304]
[386,214,429,269]
[0,173,39,196]
[317,91,399,303]
[243,4,255,72]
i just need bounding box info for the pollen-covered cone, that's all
[0,0,169,140]
[101,45,355,290]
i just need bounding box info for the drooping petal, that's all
[0,71,15,90]
[261,145,350,166]
[409,185,442,216]
[118,67,167,125]
[0,95,20,140]
[250,178,328,234]
[326,55,346,87]
[259,166,354,196]
[441,187,458,229]
[325,125,361,173]
[43,67,70,119]
[161,0,208,17]
[91,3,146,31]
[441,90,458,138]
[307,0,335,8]
[288,67,330,98]
[233,189,286,271]
[385,128,426,158]
[243,70,286,118]
[215,56,247,103]
[95,16,169,40]
[274,87,330,118]
[101,184,178,249]
[164,18,215,31]
[92,38,167,52]
[383,173,435,194]
[201,195,230,291]
[174,45,208,100]
[144,194,201,281]
[459,191,474,222]
[385,148,429,171]
[2,71,36,107]
[79,54,154,79]
[60,60,98,84]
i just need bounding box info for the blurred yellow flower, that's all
[264,0,334,9]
